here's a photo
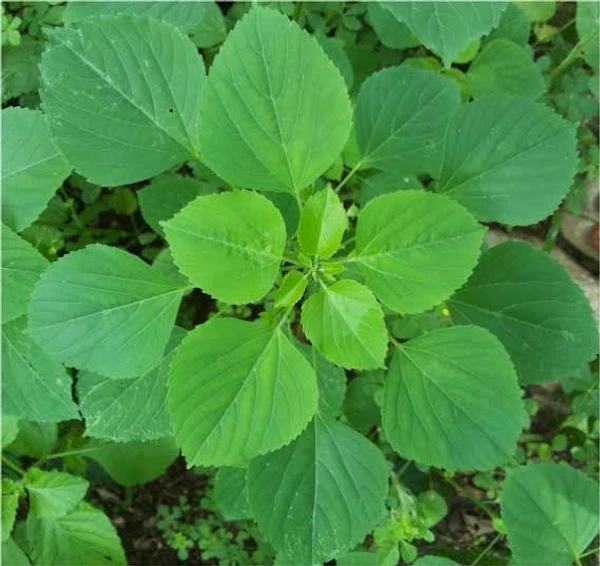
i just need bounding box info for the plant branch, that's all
[471,533,503,566]
[2,455,26,477]
[443,475,499,521]
[335,160,363,194]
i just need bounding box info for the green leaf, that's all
[315,34,354,90]
[152,248,191,289]
[354,66,460,176]
[274,271,308,309]
[138,175,217,237]
[2,224,48,324]
[413,557,460,566]
[576,1,599,72]
[168,318,318,467]
[84,437,179,487]
[382,326,526,470]
[2,479,21,541]
[25,470,88,519]
[2,416,19,449]
[6,422,57,460]
[301,280,388,370]
[358,170,422,207]
[40,15,205,186]
[77,327,186,442]
[28,244,183,379]
[2,537,30,565]
[517,1,555,22]
[187,2,227,48]
[2,37,43,103]
[214,467,253,522]
[248,415,388,565]
[436,95,577,225]
[384,2,507,66]
[449,242,598,384]
[501,463,599,565]
[26,501,126,565]
[367,3,419,50]
[163,191,286,304]
[353,190,484,314]
[2,318,78,422]
[198,7,352,193]
[467,39,545,99]
[343,371,385,434]
[486,4,530,46]
[298,187,347,259]
[2,108,71,232]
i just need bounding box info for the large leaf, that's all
[26,501,126,565]
[436,95,577,225]
[2,318,78,422]
[301,280,388,370]
[78,327,186,442]
[168,318,318,467]
[501,463,599,565]
[28,244,184,378]
[576,1,599,72]
[25,470,88,519]
[198,7,351,193]
[448,242,598,384]
[383,326,526,471]
[367,3,419,50]
[384,2,507,66]
[214,467,253,522]
[467,39,545,99]
[163,191,286,304]
[40,15,205,186]
[248,415,388,564]
[2,224,48,324]
[353,190,484,314]
[2,108,71,232]
[354,66,460,176]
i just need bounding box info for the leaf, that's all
[436,95,577,225]
[486,4,530,46]
[214,467,253,522]
[353,190,485,314]
[2,224,48,324]
[467,39,545,100]
[2,416,19,449]
[198,7,352,193]
[25,470,88,519]
[2,479,21,541]
[301,280,388,370]
[274,271,309,309]
[367,3,420,50]
[247,415,388,565]
[2,108,71,232]
[152,248,191,289]
[138,175,217,237]
[501,463,599,565]
[413,557,460,566]
[576,1,599,72]
[168,318,318,467]
[298,187,347,259]
[315,35,354,90]
[2,37,43,103]
[358,170,422,207]
[384,2,507,66]
[517,1,556,22]
[163,191,286,304]
[28,244,184,379]
[40,15,205,186]
[78,327,186,442]
[2,318,78,423]
[354,66,460,176]
[187,2,227,48]
[449,242,599,384]
[84,437,179,487]
[6,422,57,460]
[382,326,526,470]
[26,501,126,565]
[343,371,385,434]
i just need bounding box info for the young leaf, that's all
[198,7,352,193]
[2,108,71,232]
[2,318,78,423]
[247,415,388,565]
[353,190,485,314]
[467,39,545,100]
[448,241,599,384]
[436,95,577,225]
[214,468,253,522]
[168,319,318,467]
[501,463,599,565]
[28,244,184,379]
[354,66,460,176]
[383,2,507,66]
[2,224,48,324]
[40,15,205,186]
[301,280,388,370]
[297,187,347,259]
[274,271,308,309]
[25,470,88,519]
[2,479,21,541]
[164,191,287,304]
[26,501,126,565]
[382,326,526,470]
[77,327,186,442]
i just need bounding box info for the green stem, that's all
[2,455,26,477]
[549,31,598,84]
[471,533,503,566]
[444,475,499,521]
[396,459,412,479]
[60,186,83,229]
[574,555,583,566]
[335,160,363,194]
[543,210,562,252]
[36,446,101,465]
[579,547,600,559]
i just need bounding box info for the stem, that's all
[579,547,600,559]
[574,555,583,566]
[444,475,499,521]
[397,459,412,479]
[2,455,26,477]
[36,446,102,465]
[60,186,83,229]
[335,160,363,194]
[471,533,502,566]
[549,31,598,84]
[544,209,563,252]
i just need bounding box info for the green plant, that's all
[2,2,599,565]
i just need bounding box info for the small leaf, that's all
[298,187,347,259]
[343,371,385,434]
[301,280,388,370]
[382,326,526,470]
[28,244,184,378]
[164,191,287,304]
[214,468,253,522]
[168,319,318,467]
[274,271,308,309]
[25,470,88,519]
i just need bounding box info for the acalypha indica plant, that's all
[2,2,598,565]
